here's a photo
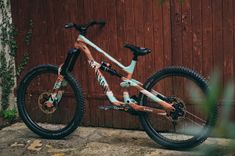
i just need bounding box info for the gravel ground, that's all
[0,123,234,156]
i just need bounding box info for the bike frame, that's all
[50,34,175,115]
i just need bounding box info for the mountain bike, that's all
[17,20,217,149]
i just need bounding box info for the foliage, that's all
[0,0,32,111]
[193,71,235,154]
[0,51,15,110]
[0,0,16,110]
[16,20,33,77]
[0,108,17,121]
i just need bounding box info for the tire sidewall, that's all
[17,64,84,139]
[138,66,215,149]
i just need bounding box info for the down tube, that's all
[88,60,123,105]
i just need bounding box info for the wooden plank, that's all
[212,0,223,81]
[181,0,192,98]
[134,0,145,82]
[192,0,202,74]
[153,1,164,71]
[182,0,192,68]
[99,0,114,128]
[162,1,172,67]
[82,0,98,127]
[45,0,57,65]
[103,0,124,128]
[111,0,126,129]
[223,0,234,81]
[233,0,235,108]
[91,0,110,127]
[202,0,213,78]
[123,0,139,129]
[162,1,173,98]
[171,0,184,100]
[171,0,182,66]
[73,0,91,126]
[143,0,154,78]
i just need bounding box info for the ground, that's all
[0,123,234,156]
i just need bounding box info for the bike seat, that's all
[124,44,151,57]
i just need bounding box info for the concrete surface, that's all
[0,123,234,156]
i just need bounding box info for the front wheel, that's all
[139,66,217,149]
[17,64,85,139]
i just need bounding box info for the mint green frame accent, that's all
[79,34,168,105]
[80,35,136,73]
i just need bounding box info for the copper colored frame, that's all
[74,35,175,115]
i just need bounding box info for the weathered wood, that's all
[223,0,234,82]
[11,0,235,129]
[202,0,213,78]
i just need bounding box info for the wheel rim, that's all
[142,72,212,144]
[22,69,78,132]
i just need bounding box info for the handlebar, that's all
[64,20,106,35]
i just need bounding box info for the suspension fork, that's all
[61,48,81,74]
[45,48,81,107]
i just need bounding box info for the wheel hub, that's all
[38,92,56,114]
[167,97,186,121]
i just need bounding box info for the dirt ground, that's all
[0,123,234,156]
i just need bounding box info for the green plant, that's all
[0,0,16,110]
[0,108,17,121]
[0,0,32,111]
[0,51,15,110]
[191,71,235,155]
[16,19,33,77]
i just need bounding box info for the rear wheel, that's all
[17,64,84,139]
[139,67,217,149]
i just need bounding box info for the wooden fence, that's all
[11,0,235,129]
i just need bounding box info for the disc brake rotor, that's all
[38,91,56,114]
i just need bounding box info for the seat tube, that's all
[126,60,137,79]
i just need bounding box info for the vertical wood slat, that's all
[171,0,182,66]
[202,0,213,78]
[12,0,235,129]
[222,0,234,82]
[123,0,139,129]
[212,0,223,82]
[182,0,192,69]
[192,0,203,74]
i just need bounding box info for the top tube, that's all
[79,35,136,74]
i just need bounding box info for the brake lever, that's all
[87,20,106,28]
[64,23,75,29]
[97,20,106,27]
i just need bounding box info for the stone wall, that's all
[0,0,16,110]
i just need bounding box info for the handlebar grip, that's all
[87,20,106,27]
[97,20,106,27]
[64,23,75,29]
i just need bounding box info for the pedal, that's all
[99,105,124,111]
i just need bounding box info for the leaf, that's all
[51,153,65,156]
[27,139,43,151]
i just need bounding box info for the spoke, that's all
[185,117,204,127]
[185,110,206,123]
